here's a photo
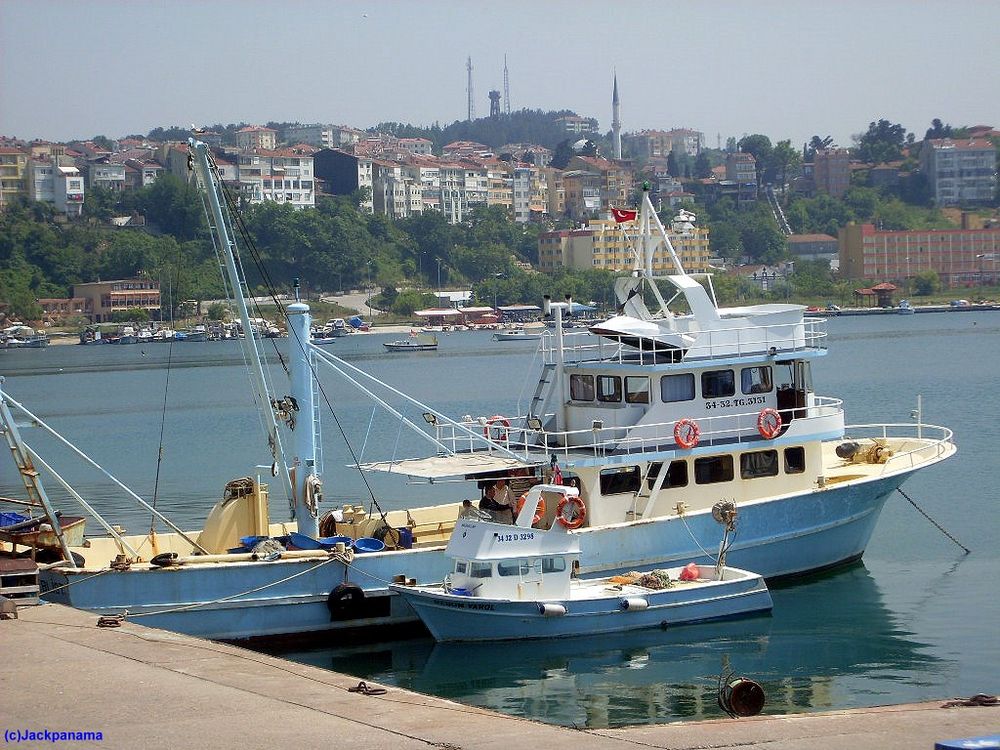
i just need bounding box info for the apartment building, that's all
[538,210,711,274]
[920,138,996,206]
[398,138,433,156]
[439,162,467,223]
[512,166,547,223]
[555,115,598,134]
[372,160,423,219]
[310,148,373,211]
[403,158,442,213]
[237,148,315,209]
[282,124,337,149]
[567,155,633,212]
[0,146,28,209]
[623,128,705,160]
[87,157,127,191]
[484,160,512,208]
[235,126,277,151]
[839,222,1000,286]
[27,157,85,216]
[813,148,850,198]
[72,279,160,322]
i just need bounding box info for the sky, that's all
[2,0,998,150]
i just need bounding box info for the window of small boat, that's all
[740,450,778,479]
[625,376,650,404]
[741,366,773,394]
[660,373,695,402]
[646,460,688,490]
[600,466,641,495]
[469,561,493,578]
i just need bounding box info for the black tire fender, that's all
[327,582,365,621]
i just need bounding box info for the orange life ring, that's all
[515,493,546,526]
[673,418,700,449]
[556,495,587,529]
[483,414,510,441]
[757,407,782,439]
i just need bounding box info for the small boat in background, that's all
[898,299,916,315]
[391,484,772,642]
[493,328,545,342]
[384,333,438,352]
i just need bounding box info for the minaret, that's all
[612,71,622,160]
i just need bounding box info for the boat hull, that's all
[41,470,907,642]
[390,567,772,642]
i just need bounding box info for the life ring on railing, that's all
[327,582,365,621]
[556,495,587,529]
[483,414,510,441]
[674,418,701,449]
[515,493,546,526]
[757,407,782,439]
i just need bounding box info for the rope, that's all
[348,681,387,696]
[126,552,349,620]
[941,693,997,708]
[896,488,970,554]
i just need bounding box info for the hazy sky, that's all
[2,0,997,149]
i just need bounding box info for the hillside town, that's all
[1,74,999,334]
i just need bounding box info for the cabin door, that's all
[516,558,544,599]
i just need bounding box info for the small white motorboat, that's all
[493,328,545,342]
[384,334,438,352]
[390,484,772,642]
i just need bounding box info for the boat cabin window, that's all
[784,446,806,474]
[599,466,642,495]
[646,460,688,490]
[740,449,779,479]
[542,557,567,574]
[455,561,468,574]
[741,366,773,395]
[694,455,734,484]
[597,375,622,403]
[701,370,735,399]
[660,373,695,402]
[498,559,536,577]
[570,373,595,401]
[625,376,650,404]
[469,562,493,578]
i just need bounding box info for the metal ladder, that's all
[0,388,76,567]
[527,363,556,421]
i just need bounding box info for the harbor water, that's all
[1,312,997,727]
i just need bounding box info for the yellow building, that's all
[538,214,711,274]
[71,279,161,322]
[0,146,29,209]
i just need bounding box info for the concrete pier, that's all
[2,603,996,749]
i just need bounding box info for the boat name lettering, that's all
[495,532,535,542]
[441,600,496,611]
[705,396,767,410]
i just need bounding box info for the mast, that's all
[188,139,295,517]
[287,289,319,537]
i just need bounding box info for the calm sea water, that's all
[2,312,998,727]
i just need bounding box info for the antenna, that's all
[503,54,511,116]
[467,56,475,121]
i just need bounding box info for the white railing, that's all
[842,423,955,474]
[541,317,827,367]
[433,396,845,461]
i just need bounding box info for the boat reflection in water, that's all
[269,563,943,728]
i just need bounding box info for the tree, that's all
[769,140,801,193]
[694,152,713,179]
[855,119,908,164]
[804,135,834,162]
[550,139,576,169]
[206,302,229,320]
[912,270,940,295]
[924,119,953,141]
[666,150,680,178]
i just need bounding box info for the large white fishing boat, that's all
[0,144,955,644]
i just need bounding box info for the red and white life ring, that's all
[483,415,510,441]
[757,407,782,439]
[515,493,546,526]
[556,495,587,529]
[673,418,700,449]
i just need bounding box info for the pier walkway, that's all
[2,604,996,749]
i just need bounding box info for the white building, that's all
[237,149,315,209]
[921,138,997,206]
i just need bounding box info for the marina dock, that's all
[3,603,995,749]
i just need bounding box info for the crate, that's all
[0,558,40,606]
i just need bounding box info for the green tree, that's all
[694,152,712,179]
[666,151,679,177]
[769,140,801,193]
[206,302,229,320]
[912,270,940,295]
[855,119,908,164]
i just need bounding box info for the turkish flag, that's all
[611,207,637,223]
